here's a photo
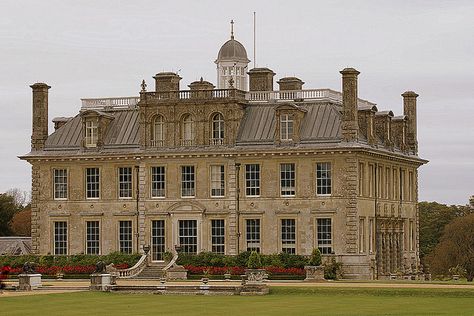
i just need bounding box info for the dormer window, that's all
[85,119,98,147]
[181,114,194,146]
[280,114,294,141]
[211,113,224,145]
[152,115,164,147]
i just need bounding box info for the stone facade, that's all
[20,33,427,280]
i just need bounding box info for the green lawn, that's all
[2,287,474,316]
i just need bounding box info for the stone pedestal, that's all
[304,266,325,282]
[165,266,187,280]
[244,269,268,284]
[18,274,42,291]
[90,273,112,291]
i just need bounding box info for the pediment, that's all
[167,201,207,214]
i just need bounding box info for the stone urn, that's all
[304,265,325,282]
[244,269,268,284]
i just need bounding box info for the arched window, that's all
[182,114,194,146]
[211,113,224,145]
[152,115,164,147]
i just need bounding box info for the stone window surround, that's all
[209,164,225,198]
[280,162,296,197]
[85,167,101,200]
[316,161,332,196]
[210,112,225,145]
[51,219,68,255]
[118,220,133,254]
[210,219,225,254]
[53,167,68,200]
[315,217,333,255]
[244,163,261,197]
[279,217,297,254]
[151,114,165,147]
[181,165,196,198]
[150,165,166,199]
[85,220,101,255]
[244,217,262,253]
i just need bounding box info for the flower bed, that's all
[3,264,129,277]
[184,265,305,280]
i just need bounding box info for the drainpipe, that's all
[374,163,379,279]
[135,164,140,254]
[235,163,241,254]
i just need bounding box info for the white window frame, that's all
[281,218,296,254]
[211,113,224,145]
[280,163,296,197]
[316,162,332,196]
[211,219,225,254]
[152,115,164,147]
[178,219,198,254]
[316,218,333,254]
[118,167,133,199]
[118,220,133,254]
[210,165,225,197]
[245,164,260,197]
[181,166,195,198]
[369,218,375,254]
[85,167,100,199]
[246,218,261,252]
[181,114,194,146]
[85,220,100,255]
[151,166,166,198]
[53,221,68,255]
[151,220,166,261]
[280,114,294,141]
[53,168,68,200]
[85,119,98,148]
[359,217,365,253]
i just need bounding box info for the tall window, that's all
[316,218,332,254]
[280,114,294,141]
[181,114,194,146]
[281,219,296,254]
[385,167,391,199]
[245,164,260,196]
[210,165,225,197]
[246,219,261,252]
[151,220,165,261]
[409,220,415,251]
[151,166,166,198]
[54,221,68,255]
[179,220,197,254]
[377,166,383,198]
[211,113,224,145]
[316,162,332,195]
[119,167,133,198]
[369,164,375,197]
[211,219,225,254]
[85,119,98,147]
[53,169,68,200]
[280,163,295,196]
[86,221,100,255]
[369,218,375,253]
[181,166,195,197]
[408,171,414,201]
[400,170,406,201]
[152,115,164,147]
[393,168,399,200]
[86,167,100,199]
[119,221,133,254]
[358,163,364,197]
[359,218,365,253]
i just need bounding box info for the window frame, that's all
[280,113,294,141]
[211,113,225,145]
[210,165,225,198]
[281,218,296,254]
[85,220,100,255]
[53,221,68,255]
[181,114,194,146]
[316,218,333,255]
[53,168,68,200]
[151,166,166,198]
[280,163,296,197]
[151,219,166,261]
[245,218,261,253]
[316,162,332,196]
[85,167,100,199]
[245,164,261,197]
[118,167,133,199]
[210,219,225,254]
[178,219,198,254]
[152,115,165,147]
[85,119,98,148]
[181,165,195,198]
[118,220,133,254]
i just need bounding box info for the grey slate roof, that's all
[43,103,341,150]
[45,110,139,149]
[0,237,32,255]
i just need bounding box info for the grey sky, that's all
[1,0,473,205]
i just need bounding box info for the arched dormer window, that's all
[280,114,294,141]
[181,114,194,146]
[85,119,98,147]
[152,115,164,147]
[211,113,224,145]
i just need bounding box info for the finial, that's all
[141,79,147,92]
[230,19,234,39]
[228,77,234,88]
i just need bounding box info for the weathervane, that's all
[230,19,234,39]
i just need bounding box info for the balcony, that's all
[181,139,194,147]
[210,138,224,146]
[150,140,164,147]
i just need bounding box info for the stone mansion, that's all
[20,30,427,279]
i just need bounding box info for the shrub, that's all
[246,251,262,269]
[324,257,343,280]
[308,248,322,266]
[278,252,308,269]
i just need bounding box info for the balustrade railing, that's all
[181,139,194,146]
[81,97,140,109]
[115,253,149,278]
[210,138,224,146]
[150,140,164,147]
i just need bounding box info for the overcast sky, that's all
[0,0,472,205]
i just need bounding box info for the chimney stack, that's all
[340,68,360,142]
[153,72,182,92]
[402,91,419,154]
[30,83,51,151]
[248,68,275,91]
[277,77,304,91]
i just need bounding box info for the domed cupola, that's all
[215,20,250,90]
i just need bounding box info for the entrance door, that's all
[151,220,165,261]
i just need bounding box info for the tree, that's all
[419,201,471,260]
[0,194,17,236]
[9,205,31,236]
[5,188,30,209]
[427,213,474,281]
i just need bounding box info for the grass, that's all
[2,287,474,316]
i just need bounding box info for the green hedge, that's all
[177,251,309,269]
[0,252,141,268]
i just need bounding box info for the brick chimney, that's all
[248,68,275,91]
[277,77,304,91]
[153,72,182,92]
[340,68,360,142]
[30,83,51,151]
[402,91,419,154]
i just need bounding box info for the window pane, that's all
[119,167,133,198]
[181,166,195,197]
[245,164,260,196]
[212,113,224,143]
[86,168,100,199]
[281,219,296,254]
[317,218,332,254]
[316,162,332,195]
[152,220,165,261]
[151,166,166,197]
[210,165,225,197]
[54,221,68,255]
[280,114,294,141]
[246,219,261,252]
[119,221,133,254]
[211,219,225,254]
[86,221,100,255]
[54,169,68,199]
[280,163,295,196]
[179,220,197,254]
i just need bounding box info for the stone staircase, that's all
[133,262,166,279]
